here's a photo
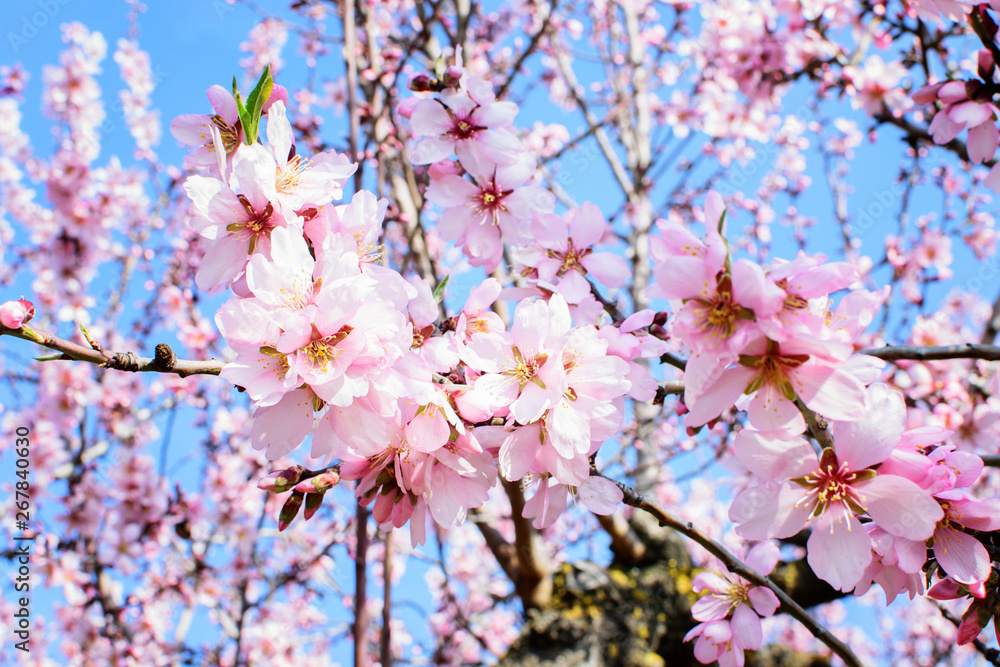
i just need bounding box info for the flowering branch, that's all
[608,475,865,667]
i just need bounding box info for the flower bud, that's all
[257,465,306,493]
[408,73,436,92]
[1,299,34,329]
[979,49,996,82]
[293,469,341,494]
[303,492,325,520]
[442,66,463,87]
[278,490,304,531]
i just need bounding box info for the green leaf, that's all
[432,275,450,303]
[232,76,248,125]
[34,354,64,362]
[242,65,274,145]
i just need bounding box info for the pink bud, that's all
[303,492,324,520]
[293,469,341,494]
[278,490,304,531]
[0,299,34,329]
[979,49,996,81]
[262,84,289,113]
[408,73,436,92]
[441,66,463,87]
[257,465,305,492]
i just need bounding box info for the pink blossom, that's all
[853,525,925,604]
[263,100,356,211]
[648,192,785,357]
[184,143,296,291]
[170,85,243,170]
[893,490,1000,586]
[510,202,631,302]
[425,152,554,270]
[462,296,571,425]
[729,384,944,591]
[408,76,524,174]
[759,252,858,340]
[684,335,869,432]
[685,542,781,667]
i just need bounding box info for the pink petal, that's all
[928,110,963,144]
[747,384,805,432]
[499,425,540,481]
[265,100,294,168]
[733,429,815,481]
[730,483,809,541]
[829,382,903,470]
[705,191,727,232]
[206,84,239,123]
[425,174,478,207]
[860,474,943,540]
[806,513,872,591]
[692,571,731,595]
[410,135,456,164]
[730,603,763,651]
[933,526,991,585]
[510,381,552,424]
[731,259,784,317]
[745,541,781,575]
[250,389,315,460]
[951,497,1000,531]
[546,402,590,458]
[472,100,518,128]
[581,251,631,289]
[948,100,993,127]
[692,594,735,623]
[895,536,929,574]
[685,366,755,428]
[409,99,453,135]
[747,587,780,617]
[170,114,213,146]
[968,122,999,164]
[577,476,623,515]
[912,82,945,105]
[568,202,606,247]
[793,363,870,425]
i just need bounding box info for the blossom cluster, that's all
[173,72,660,548]
[8,2,1000,663]
[170,59,1000,660]
[643,190,1000,604]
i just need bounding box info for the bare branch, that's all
[0,324,223,377]
[861,344,1000,362]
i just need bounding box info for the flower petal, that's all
[861,474,943,540]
